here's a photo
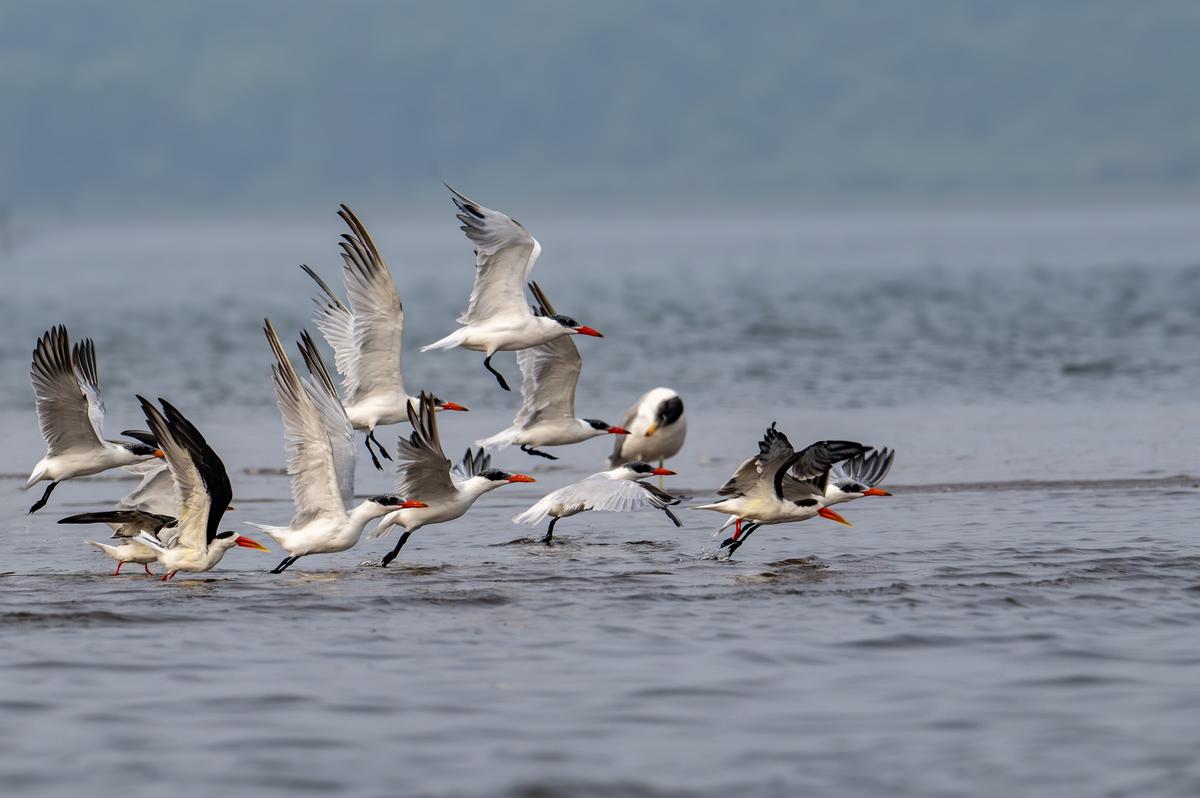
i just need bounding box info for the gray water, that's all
[2,206,1200,797]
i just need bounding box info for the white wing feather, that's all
[447,186,541,324]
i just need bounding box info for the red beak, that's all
[507,474,537,483]
[651,467,675,476]
[153,449,165,459]
[862,487,892,497]
[817,507,853,527]
[573,326,604,338]
[235,535,270,551]
[607,426,630,435]
[440,402,469,412]
[400,500,428,509]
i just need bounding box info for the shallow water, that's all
[2,207,1200,796]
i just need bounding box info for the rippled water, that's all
[3,207,1200,796]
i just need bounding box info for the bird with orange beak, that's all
[695,423,872,557]
[513,462,682,544]
[249,321,430,574]
[301,204,469,472]
[369,393,537,567]
[823,448,895,507]
[124,396,271,581]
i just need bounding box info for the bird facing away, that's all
[694,424,869,557]
[824,447,895,506]
[513,462,681,545]
[368,392,536,567]
[303,204,468,470]
[247,320,427,574]
[124,396,270,580]
[421,185,604,391]
[609,387,686,469]
[58,508,175,575]
[24,326,163,514]
[476,281,629,459]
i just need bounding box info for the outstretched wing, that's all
[830,447,895,489]
[335,205,406,403]
[451,448,491,482]
[118,462,178,516]
[446,185,541,324]
[511,281,581,427]
[394,392,457,504]
[716,423,795,497]
[265,320,350,528]
[71,338,106,441]
[301,264,357,398]
[780,440,871,497]
[514,476,680,525]
[30,326,102,456]
[139,397,231,551]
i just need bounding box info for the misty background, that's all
[3,0,1200,219]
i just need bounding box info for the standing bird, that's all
[513,462,681,545]
[824,447,895,507]
[24,326,163,513]
[125,396,270,580]
[369,393,536,567]
[303,204,468,471]
[249,320,427,574]
[422,186,604,391]
[476,282,629,459]
[695,424,868,557]
[609,387,686,472]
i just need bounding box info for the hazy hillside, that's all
[2,1,1199,214]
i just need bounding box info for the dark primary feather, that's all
[457,447,492,479]
[528,281,557,317]
[58,509,176,534]
[121,429,159,447]
[138,395,232,547]
[778,440,871,497]
[840,447,894,488]
[638,481,682,506]
[300,263,350,314]
[72,337,100,391]
[716,422,796,497]
[298,329,339,399]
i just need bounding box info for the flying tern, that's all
[369,392,536,567]
[249,320,427,574]
[422,186,604,391]
[476,282,629,458]
[303,204,467,470]
[24,326,163,513]
[513,462,681,544]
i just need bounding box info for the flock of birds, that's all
[22,186,895,580]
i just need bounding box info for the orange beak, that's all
[235,535,270,552]
[400,500,428,509]
[574,326,604,338]
[153,449,165,459]
[817,507,853,527]
[506,474,537,483]
[644,422,658,437]
[440,402,469,412]
[863,487,892,497]
[607,426,630,435]
[652,467,675,476]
